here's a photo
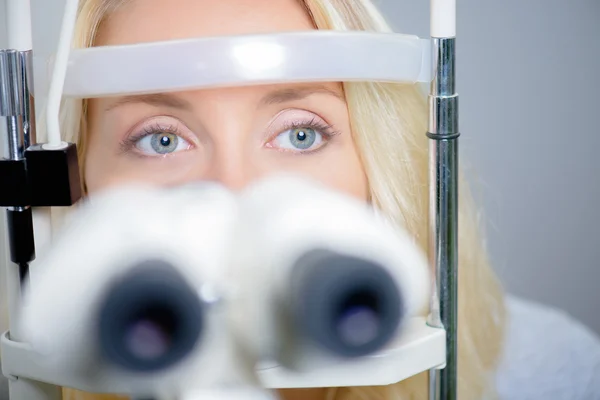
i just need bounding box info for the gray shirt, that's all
[495,296,600,400]
[1,296,599,400]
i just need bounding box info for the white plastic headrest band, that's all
[63,31,431,98]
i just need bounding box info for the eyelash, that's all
[119,117,340,155]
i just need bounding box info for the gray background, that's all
[1,0,599,337]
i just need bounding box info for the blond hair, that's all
[40,0,507,399]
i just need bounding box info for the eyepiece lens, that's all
[335,290,381,347]
[98,260,204,372]
[125,306,176,361]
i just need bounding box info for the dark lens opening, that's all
[335,289,381,347]
[124,304,178,361]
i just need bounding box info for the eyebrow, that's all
[258,85,345,106]
[104,93,193,112]
[103,85,345,112]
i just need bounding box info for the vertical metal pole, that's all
[1,49,34,285]
[1,1,62,399]
[427,32,459,400]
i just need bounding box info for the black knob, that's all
[97,259,204,372]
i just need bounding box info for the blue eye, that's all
[135,132,192,155]
[273,127,324,152]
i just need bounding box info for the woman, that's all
[23,0,600,399]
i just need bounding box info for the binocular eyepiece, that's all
[17,177,430,396]
[290,249,403,358]
[98,259,205,373]
[95,250,404,375]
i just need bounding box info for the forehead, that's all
[95,0,315,46]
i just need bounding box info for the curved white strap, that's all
[63,31,431,98]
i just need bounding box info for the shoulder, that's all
[494,295,600,400]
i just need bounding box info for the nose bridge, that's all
[188,88,264,191]
[205,140,260,191]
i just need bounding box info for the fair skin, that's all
[85,0,368,201]
[85,0,368,399]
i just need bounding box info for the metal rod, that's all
[1,49,33,275]
[427,36,459,400]
[2,2,62,399]
[18,50,36,149]
[1,50,26,161]
[0,50,36,158]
